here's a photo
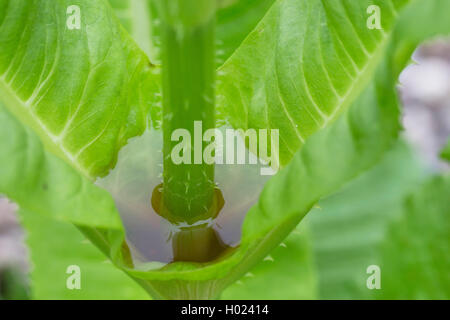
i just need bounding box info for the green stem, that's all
[158,1,217,223]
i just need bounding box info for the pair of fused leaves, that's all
[19,139,450,299]
[0,0,449,299]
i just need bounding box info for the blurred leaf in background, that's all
[377,175,449,299]
[306,141,449,299]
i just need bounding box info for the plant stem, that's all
[158,0,216,223]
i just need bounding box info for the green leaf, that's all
[240,35,402,248]
[0,0,160,178]
[217,0,408,165]
[376,175,450,299]
[19,209,148,300]
[306,141,426,299]
[0,104,122,230]
[221,225,317,300]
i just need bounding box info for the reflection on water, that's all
[96,128,270,265]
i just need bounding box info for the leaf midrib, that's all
[0,77,91,178]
